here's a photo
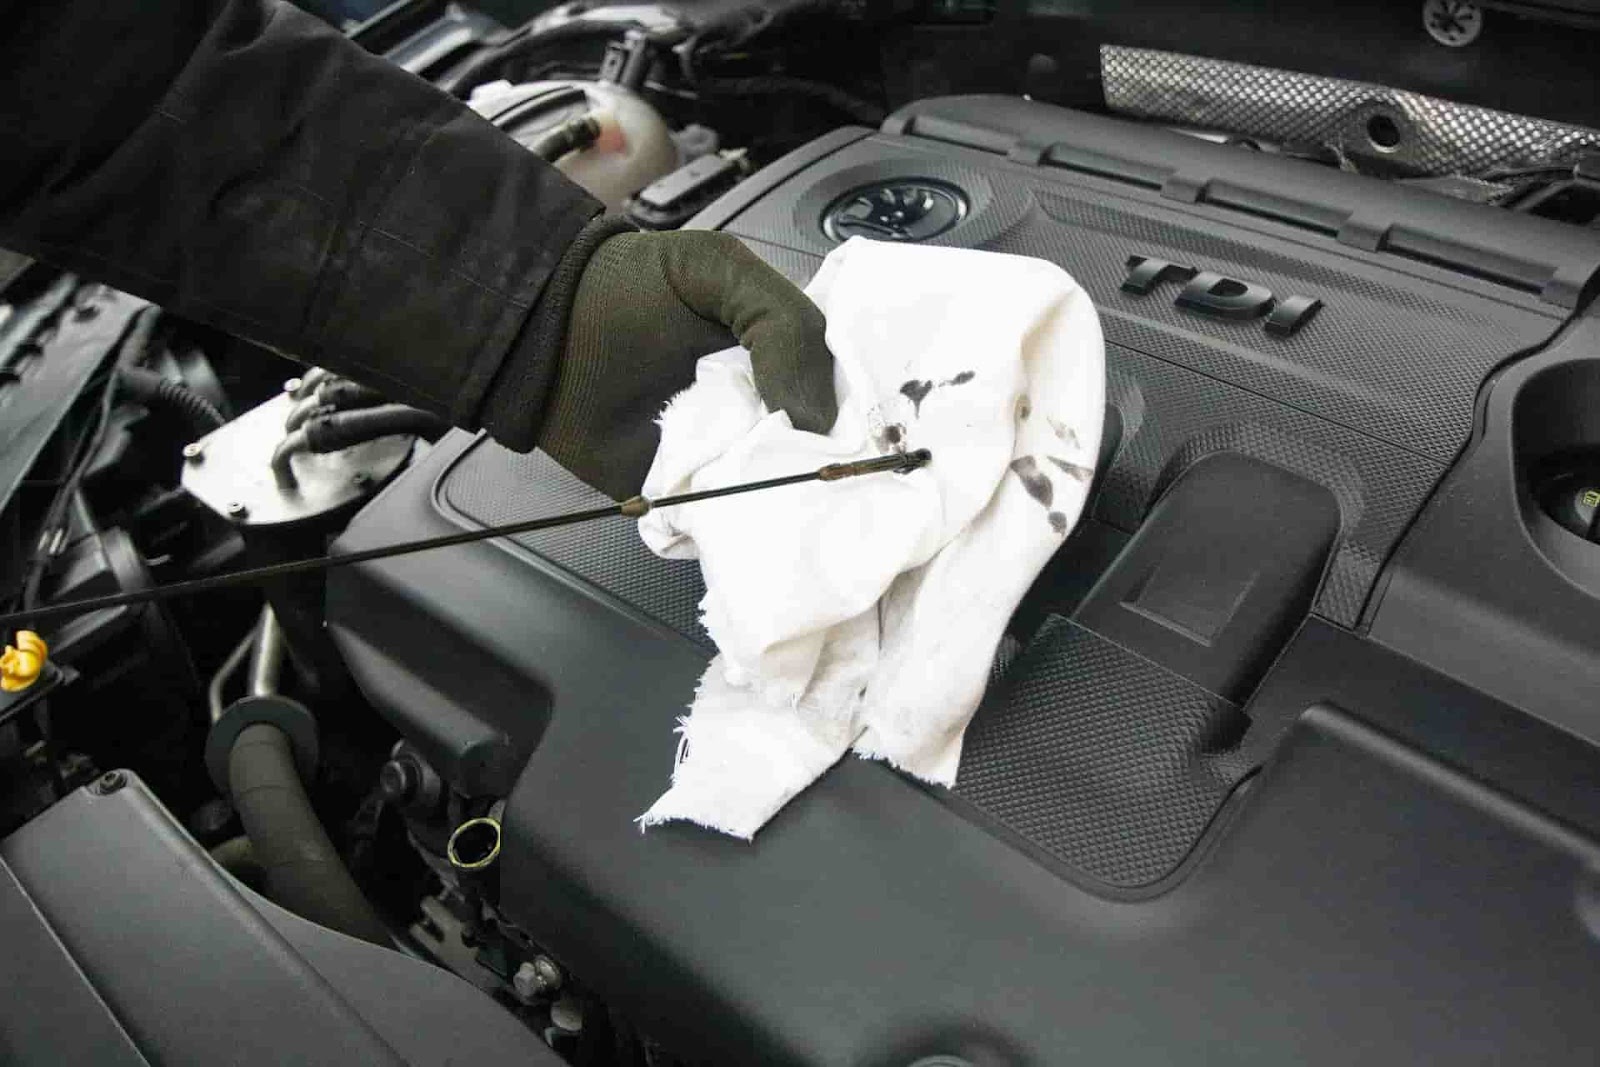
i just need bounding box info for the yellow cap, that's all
[1,631,48,692]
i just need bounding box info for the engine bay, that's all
[6,2,1600,1064]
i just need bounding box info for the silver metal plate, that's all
[180,391,413,527]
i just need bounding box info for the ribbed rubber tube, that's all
[117,366,225,433]
[227,723,390,946]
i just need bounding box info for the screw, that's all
[225,501,249,519]
[182,442,204,462]
[94,770,126,795]
[284,377,304,396]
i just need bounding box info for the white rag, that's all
[636,237,1105,838]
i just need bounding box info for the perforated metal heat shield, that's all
[1101,45,1600,177]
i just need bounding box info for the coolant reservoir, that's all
[469,80,678,211]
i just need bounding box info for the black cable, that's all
[14,364,119,620]
[0,450,931,630]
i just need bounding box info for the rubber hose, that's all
[284,397,335,433]
[118,366,225,433]
[302,404,448,452]
[228,723,390,946]
[317,379,387,411]
[528,113,602,163]
[269,428,309,489]
[294,367,334,396]
[285,380,385,432]
[210,835,266,893]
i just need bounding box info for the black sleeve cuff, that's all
[474,213,638,451]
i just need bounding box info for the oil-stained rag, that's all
[637,237,1106,838]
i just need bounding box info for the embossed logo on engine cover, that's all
[1122,255,1322,337]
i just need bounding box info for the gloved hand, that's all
[482,220,837,500]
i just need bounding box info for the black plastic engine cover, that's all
[328,99,1600,1064]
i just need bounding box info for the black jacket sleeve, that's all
[0,0,603,438]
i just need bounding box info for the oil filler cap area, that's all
[821,179,969,242]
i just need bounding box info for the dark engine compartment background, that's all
[6,3,1600,1063]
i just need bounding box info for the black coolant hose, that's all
[117,366,225,434]
[271,403,446,487]
[528,113,602,163]
[227,723,391,947]
[316,378,387,412]
[284,379,386,432]
[302,403,448,451]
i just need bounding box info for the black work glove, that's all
[480,219,837,500]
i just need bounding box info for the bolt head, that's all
[377,759,417,805]
[284,377,304,396]
[533,956,563,993]
[182,442,204,461]
[513,956,564,1001]
[94,770,126,795]
[225,501,249,519]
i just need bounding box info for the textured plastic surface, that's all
[954,617,1249,889]
[0,773,560,1065]
[329,432,1600,1064]
[438,443,711,647]
[724,124,1563,455]
[878,95,1600,306]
